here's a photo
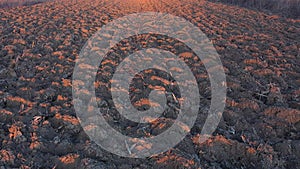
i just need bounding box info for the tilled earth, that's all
[0,0,300,168]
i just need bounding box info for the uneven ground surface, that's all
[208,0,300,19]
[0,0,53,8]
[0,0,300,168]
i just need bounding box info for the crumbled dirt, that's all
[0,0,299,168]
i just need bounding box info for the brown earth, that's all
[0,0,300,168]
[0,0,53,8]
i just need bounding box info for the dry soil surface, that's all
[0,0,300,168]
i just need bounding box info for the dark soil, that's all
[0,0,299,168]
